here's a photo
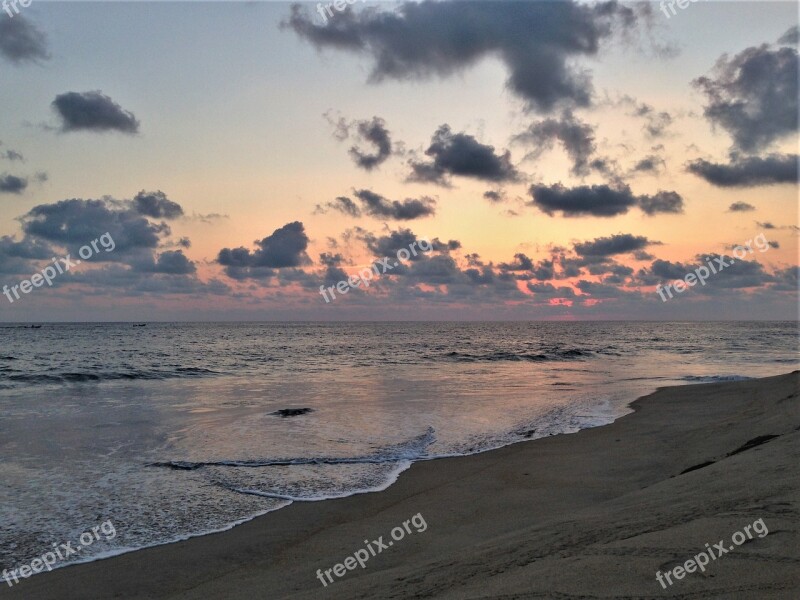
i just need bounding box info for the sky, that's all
[0,0,797,321]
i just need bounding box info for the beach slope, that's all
[9,371,799,599]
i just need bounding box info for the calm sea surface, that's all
[0,321,797,570]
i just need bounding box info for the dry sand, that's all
[6,371,799,599]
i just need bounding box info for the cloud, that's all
[133,250,197,275]
[217,221,311,280]
[0,174,27,194]
[693,43,798,152]
[0,15,49,64]
[630,155,665,174]
[0,235,54,275]
[574,233,658,257]
[408,125,518,186]
[777,25,798,46]
[52,91,140,134]
[133,190,184,219]
[514,110,598,176]
[353,189,435,220]
[528,183,683,217]
[728,201,756,212]
[0,145,24,162]
[687,154,798,187]
[638,190,684,215]
[284,1,641,112]
[483,190,505,203]
[348,117,393,170]
[316,196,362,218]
[20,197,172,255]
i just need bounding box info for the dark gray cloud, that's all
[0,235,54,275]
[638,190,684,215]
[499,254,555,281]
[52,91,140,134]
[133,190,184,219]
[21,197,171,255]
[0,174,27,194]
[409,125,518,186]
[0,145,24,162]
[353,189,435,220]
[687,154,798,187]
[284,1,641,112]
[529,183,636,217]
[728,201,756,212]
[574,233,657,257]
[514,110,597,176]
[777,25,799,46]
[316,196,363,218]
[693,43,798,152]
[133,250,197,275]
[217,221,311,280]
[631,155,665,174]
[528,183,684,217]
[348,117,392,171]
[0,15,48,64]
[483,190,505,203]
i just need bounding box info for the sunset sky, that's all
[0,1,797,321]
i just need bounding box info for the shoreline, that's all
[4,371,799,599]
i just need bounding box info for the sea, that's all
[0,321,797,573]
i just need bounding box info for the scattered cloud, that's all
[284,1,643,112]
[693,42,798,152]
[0,174,27,194]
[0,15,49,64]
[687,154,798,187]
[408,125,518,186]
[52,91,140,134]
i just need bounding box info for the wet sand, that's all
[8,371,799,599]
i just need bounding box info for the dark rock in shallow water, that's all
[271,408,314,418]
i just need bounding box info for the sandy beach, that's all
[6,371,799,599]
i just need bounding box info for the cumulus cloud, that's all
[21,197,171,255]
[353,189,435,220]
[728,201,756,212]
[630,155,665,175]
[284,1,641,112]
[693,42,798,152]
[217,221,311,280]
[638,190,684,215]
[687,154,798,187]
[0,174,27,194]
[514,110,599,176]
[316,196,362,218]
[528,183,684,217]
[348,117,393,171]
[408,125,518,186]
[52,91,140,134]
[0,15,49,64]
[133,190,184,219]
[777,25,798,46]
[573,233,658,257]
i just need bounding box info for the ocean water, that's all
[0,321,797,573]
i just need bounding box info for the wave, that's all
[2,367,220,386]
[148,427,436,471]
[680,375,754,383]
[442,347,618,363]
